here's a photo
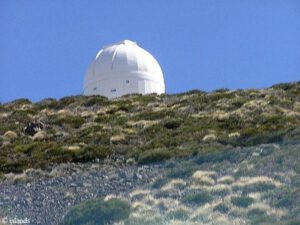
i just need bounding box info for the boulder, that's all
[202,134,217,142]
[3,130,18,140]
[24,122,44,136]
[32,131,47,141]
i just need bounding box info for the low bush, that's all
[247,208,266,218]
[213,203,230,213]
[151,177,169,189]
[167,208,189,220]
[138,148,172,164]
[242,182,276,194]
[60,198,131,225]
[49,115,85,129]
[166,161,197,179]
[164,119,182,130]
[182,191,213,206]
[231,196,254,208]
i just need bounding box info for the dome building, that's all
[83,40,165,99]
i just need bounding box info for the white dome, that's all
[83,40,165,99]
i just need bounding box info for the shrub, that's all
[138,148,172,164]
[213,203,230,213]
[271,82,297,91]
[167,208,189,220]
[164,119,182,129]
[166,161,197,179]
[82,96,108,107]
[286,220,300,225]
[151,177,169,189]
[242,182,277,194]
[60,198,131,225]
[231,196,254,208]
[50,115,85,129]
[77,145,111,162]
[247,208,266,218]
[7,98,32,106]
[36,98,58,109]
[182,191,213,206]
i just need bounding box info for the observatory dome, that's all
[83,40,165,99]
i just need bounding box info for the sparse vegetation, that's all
[60,198,131,225]
[231,196,254,208]
[0,81,299,173]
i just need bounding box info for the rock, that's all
[83,182,92,187]
[13,173,29,184]
[70,183,77,188]
[65,191,75,199]
[64,145,81,151]
[54,131,69,140]
[3,130,18,140]
[202,134,217,142]
[228,132,240,138]
[126,158,136,165]
[32,131,47,141]
[110,134,127,144]
[24,122,44,136]
[80,111,96,118]
[134,172,143,180]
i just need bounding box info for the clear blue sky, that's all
[1,0,299,102]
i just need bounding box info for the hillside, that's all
[0,81,300,225]
[0,82,300,174]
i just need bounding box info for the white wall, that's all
[84,71,165,99]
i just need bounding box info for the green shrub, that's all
[182,191,213,206]
[195,148,243,164]
[166,161,197,179]
[138,148,172,164]
[36,98,58,109]
[164,119,182,129]
[241,182,276,194]
[76,145,111,162]
[82,96,108,107]
[271,82,298,91]
[151,177,169,189]
[60,198,131,225]
[249,215,273,225]
[247,208,266,218]
[1,159,29,173]
[50,115,85,128]
[8,98,32,106]
[231,196,254,208]
[213,203,230,213]
[286,219,300,225]
[167,209,189,220]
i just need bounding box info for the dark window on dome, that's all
[126,80,129,84]
[111,89,116,92]
[93,87,97,91]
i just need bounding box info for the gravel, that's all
[0,158,165,225]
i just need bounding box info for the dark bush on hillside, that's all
[82,96,108,107]
[195,149,246,165]
[49,115,85,128]
[151,177,169,189]
[164,119,182,129]
[271,82,299,91]
[138,148,172,164]
[182,191,213,206]
[36,98,58,109]
[60,198,130,225]
[166,161,197,179]
[213,203,230,213]
[231,196,254,208]
[6,98,32,106]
